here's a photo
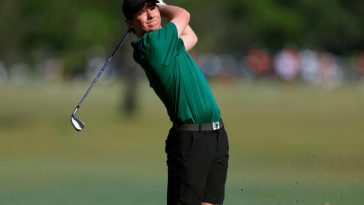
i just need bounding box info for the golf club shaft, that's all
[76,30,130,108]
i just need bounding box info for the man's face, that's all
[127,3,162,36]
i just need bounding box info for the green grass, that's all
[1,81,364,205]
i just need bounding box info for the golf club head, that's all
[70,106,85,131]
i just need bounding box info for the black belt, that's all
[173,119,224,132]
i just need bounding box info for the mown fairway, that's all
[1,81,364,205]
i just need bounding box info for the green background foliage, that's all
[0,0,363,74]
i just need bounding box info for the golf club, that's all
[70,30,130,131]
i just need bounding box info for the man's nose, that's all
[147,9,153,18]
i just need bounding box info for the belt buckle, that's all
[212,121,220,130]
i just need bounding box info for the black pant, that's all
[165,127,229,205]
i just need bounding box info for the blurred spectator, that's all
[0,62,8,86]
[120,44,140,117]
[198,53,222,78]
[244,47,272,78]
[85,46,106,81]
[37,57,64,83]
[198,53,239,82]
[86,56,104,79]
[9,63,29,84]
[190,50,200,63]
[299,49,319,84]
[274,47,300,82]
[219,54,239,82]
[357,52,364,82]
[316,52,342,89]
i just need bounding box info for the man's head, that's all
[122,0,162,36]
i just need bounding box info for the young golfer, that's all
[122,0,229,204]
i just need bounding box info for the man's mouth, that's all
[148,19,157,24]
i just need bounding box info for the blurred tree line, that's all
[0,0,363,76]
[0,0,123,76]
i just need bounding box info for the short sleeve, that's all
[148,22,184,67]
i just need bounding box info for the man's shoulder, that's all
[134,23,178,51]
[150,22,177,38]
[132,22,182,66]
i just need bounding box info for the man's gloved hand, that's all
[157,0,166,5]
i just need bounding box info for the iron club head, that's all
[70,106,85,131]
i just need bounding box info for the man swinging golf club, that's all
[122,0,229,204]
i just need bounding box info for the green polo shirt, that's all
[131,22,220,124]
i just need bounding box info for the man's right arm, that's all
[179,25,198,51]
[158,4,190,37]
[158,4,198,51]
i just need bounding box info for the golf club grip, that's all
[77,30,130,107]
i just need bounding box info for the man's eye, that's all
[149,6,156,10]
[138,10,147,15]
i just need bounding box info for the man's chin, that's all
[153,22,162,28]
[148,25,162,31]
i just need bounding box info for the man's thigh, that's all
[165,129,217,205]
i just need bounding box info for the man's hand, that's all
[157,0,166,5]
